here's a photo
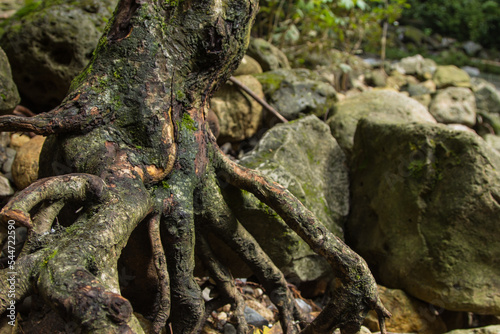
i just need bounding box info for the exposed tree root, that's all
[0,0,390,333]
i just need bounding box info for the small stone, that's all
[0,173,14,197]
[294,298,312,314]
[12,135,46,189]
[244,307,269,328]
[9,133,31,150]
[2,147,16,174]
[223,323,237,334]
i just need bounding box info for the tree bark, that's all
[0,1,389,333]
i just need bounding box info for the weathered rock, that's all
[0,0,117,112]
[9,133,31,151]
[471,78,500,115]
[444,325,500,334]
[364,285,447,334]
[222,116,349,282]
[233,55,263,76]
[12,135,46,189]
[348,116,500,315]
[254,68,337,121]
[327,89,436,157]
[210,75,264,143]
[365,69,387,88]
[484,134,500,152]
[386,70,419,90]
[433,65,471,88]
[393,54,437,80]
[0,173,14,197]
[0,47,20,114]
[411,94,432,108]
[429,87,476,126]
[406,80,437,97]
[462,41,483,56]
[246,38,290,72]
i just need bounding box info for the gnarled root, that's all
[211,145,391,334]
[0,173,153,333]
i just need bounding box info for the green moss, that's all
[161,180,170,189]
[180,113,197,132]
[408,159,427,178]
[42,249,58,267]
[254,72,284,94]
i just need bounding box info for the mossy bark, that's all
[0,1,389,333]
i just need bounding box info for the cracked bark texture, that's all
[0,0,389,333]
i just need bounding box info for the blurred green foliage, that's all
[254,0,408,53]
[402,0,500,48]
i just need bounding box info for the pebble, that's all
[244,306,269,327]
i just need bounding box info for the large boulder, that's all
[0,47,20,114]
[326,89,436,157]
[210,75,264,143]
[246,38,290,72]
[348,116,500,315]
[254,68,337,121]
[0,0,117,112]
[433,65,471,88]
[429,87,476,126]
[233,55,263,76]
[221,116,349,282]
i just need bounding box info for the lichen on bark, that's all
[0,1,389,333]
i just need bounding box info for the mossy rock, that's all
[348,116,500,315]
[433,65,471,88]
[254,68,337,121]
[220,116,349,282]
[246,38,290,72]
[0,46,19,114]
[0,0,117,112]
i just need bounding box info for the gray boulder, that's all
[246,38,290,72]
[429,87,476,126]
[393,54,437,80]
[210,75,264,143]
[484,134,500,152]
[254,68,337,121]
[0,0,117,112]
[223,116,349,282]
[0,47,20,114]
[326,89,436,157]
[471,78,500,115]
[348,116,500,315]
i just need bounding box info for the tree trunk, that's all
[0,1,389,333]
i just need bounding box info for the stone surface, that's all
[12,135,46,189]
[348,116,500,315]
[0,47,20,114]
[254,68,337,121]
[327,89,436,157]
[246,38,290,72]
[433,65,471,88]
[444,326,500,334]
[210,75,264,143]
[429,87,476,126]
[364,285,446,334]
[0,0,117,112]
[0,173,14,197]
[484,134,500,152]
[393,54,437,80]
[222,116,349,282]
[233,55,263,76]
[471,78,500,115]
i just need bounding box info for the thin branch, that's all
[229,76,288,123]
